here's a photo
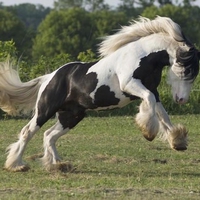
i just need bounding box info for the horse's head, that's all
[168,43,200,104]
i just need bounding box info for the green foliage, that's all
[54,0,83,10]
[0,9,27,55]
[0,3,51,59]
[84,0,110,11]
[91,10,128,37]
[13,3,51,30]
[32,8,96,59]
[0,1,200,62]
[21,49,98,80]
[54,0,110,11]
[32,8,129,60]
[0,40,17,61]
[77,49,98,62]
[25,53,73,79]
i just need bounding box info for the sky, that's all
[0,0,121,8]
[1,0,199,8]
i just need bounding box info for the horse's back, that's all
[36,60,134,121]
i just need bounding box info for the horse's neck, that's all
[112,34,173,63]
[93,34,176,72]
[138,34,174,55]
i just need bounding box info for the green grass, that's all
[0,115,200,199]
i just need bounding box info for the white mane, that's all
[99,16,184,57]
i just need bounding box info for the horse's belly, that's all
[90,90,133,111]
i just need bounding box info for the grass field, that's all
[0,115,200,199]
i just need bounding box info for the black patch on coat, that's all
[36,61,98,127]
[57,101,86,129]
[94,85,120,107]
[124,50,170,102]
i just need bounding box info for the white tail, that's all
[0,61,47,115]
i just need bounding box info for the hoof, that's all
[136,123,157,141]
[4,164,30,172]
[173,146,187,151]
[50,162,74,173]
[168,124,188,151]
[143,132,156,141]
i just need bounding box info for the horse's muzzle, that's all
[175,95,187,104]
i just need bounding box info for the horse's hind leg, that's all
[41,121,70,171]
[4,115,40,172]
[41,104,85,172]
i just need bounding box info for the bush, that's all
[0,40,17,61]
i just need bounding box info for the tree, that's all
[0,9,28,57]
[54,0,109,11]
[137,0,155,7]
[119,0,135,7]
[83,0,110,11]
[182,0,196,6]
[14,3,51,30]
[119,0,155,7]
[157,0,172,6]
[32,8,96,59]
[91,10,128,37]
[54,0,83,10]
[0,40,17,61]
[117,0,152,17]
[0,4,51,59]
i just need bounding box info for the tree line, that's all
[0,0,200,62]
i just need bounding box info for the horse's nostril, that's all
[176,97,186,104]
[179,98,184,102]
[175,95,184,104]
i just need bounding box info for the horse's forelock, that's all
[176,47,200,80]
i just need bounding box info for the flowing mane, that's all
[99,16,184,57]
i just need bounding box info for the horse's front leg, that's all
[122,79,159,141]
[155,102,188,150]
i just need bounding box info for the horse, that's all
[0,16,199,172]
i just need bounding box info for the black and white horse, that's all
[0,16,199,172]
